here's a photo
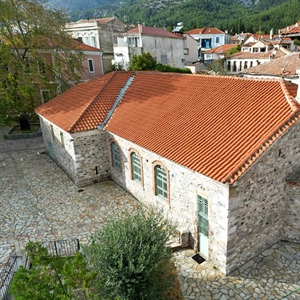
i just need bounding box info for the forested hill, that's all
[52,0,300,34]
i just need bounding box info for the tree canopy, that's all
[0,0,84,124]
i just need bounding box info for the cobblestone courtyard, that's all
[0,129,299,299]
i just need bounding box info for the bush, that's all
[83,205,178,300]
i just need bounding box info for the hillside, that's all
[50,0,300,33]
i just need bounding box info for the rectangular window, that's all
[131,152,141,182]
[88,59,94,73]
[50,125,55,141]
[216,37,220,43]
[60,132,65,148]
[91,36,96,47]
[161,54,168,65]
[84,36,89,45]
[112,142,120,171]
[155,166,167,199]
[128,37,139,47]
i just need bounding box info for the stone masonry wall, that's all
[40,117,110,187]
[107,133,230,274]
[226,120,300,274]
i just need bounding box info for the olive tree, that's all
[83,205,178,300]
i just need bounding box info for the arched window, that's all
[154,165,168,199]
[111,142,121,171]
[130,152,141,182]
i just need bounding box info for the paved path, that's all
[0,128,300,299]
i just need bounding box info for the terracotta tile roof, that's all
[280,22,300,35]
[36,72,300,184]
[200,27,225,35]
[228,48,287,60]
[104,73,300,184]
[74,41,102,51]
[243,52,300,77]
[35,71,134,133]
[206,44,237,54]
[187,28,202,35]
[127,25,182,39]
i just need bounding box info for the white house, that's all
[35,71,300,275]
[113,24,185,70]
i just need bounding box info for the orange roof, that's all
[206,44,237,54]
[243,52,300,77]
[35,71,133,133]
[36,72,300,184]
[187,27,225,35]
[127,25,182,39]
[228,48,287,60]
[187,28,202,35]
[74,40,102,51]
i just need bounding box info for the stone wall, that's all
[107,133,230,273]
[226,120,300,274]
[40,118,110,187]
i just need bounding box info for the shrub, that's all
[83,205,178,300]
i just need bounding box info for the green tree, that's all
[227,44,241,56]
[131,51,157,71]
[10,241,97,300]
[0,0,84,126]
[83,205,178,300]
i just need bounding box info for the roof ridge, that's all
[68,72,119,132]
[280,80,300,112]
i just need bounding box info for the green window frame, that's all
[155,165,167,199]
[111,142,121,171]
[131,152,141,182]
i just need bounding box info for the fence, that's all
[0,238,80,300]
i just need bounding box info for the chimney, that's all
[296,68,300,102]
[270,28,274,40]
[138,23,142,33]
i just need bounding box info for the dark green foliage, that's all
[83,205,177,300]
[131,52,192,73]
[227,44,241,56]
[10,242,97,300]
[207,58,227,75]
[294,39,300,46]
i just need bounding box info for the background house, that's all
[65,17,127,72]
[36,71,300,275]
[203,44,237,64]
[113,24,185,70]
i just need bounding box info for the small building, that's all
[36,71,300,275]
[279,22,300,40]
[65,17,127,72]
[113,24,185,70]
[203,44,237,64]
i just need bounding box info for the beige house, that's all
[35,71,300,275]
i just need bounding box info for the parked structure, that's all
[36,71,300,275]
[65,17,127,72]
[113,24,185,70]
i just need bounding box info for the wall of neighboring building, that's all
[107,133,230,274]
[226,58,269,73]
[40,117,110,186]
[226,119,300,274]
[184,34,198,64]
[142,35,185,68]
[82,51,104,80]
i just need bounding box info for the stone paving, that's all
[0,127,300,299]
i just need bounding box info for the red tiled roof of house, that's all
[35,71,133,133]
[280,22,300,35]
[228,48,287,60]
[200,27,225,35]
[187,28,202,35]
[206,44,237,54]
[243,52,300,77]
[74,41,102,51]
[127,25,182,39]
[104,72,300,184]
[36,72,300,184]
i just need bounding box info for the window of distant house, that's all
[84,36,89,45]
[60,132,65,148]
[41,90,51,103]
[88,59,94,73]
[233,61,237,72]
[216,37,220,43]
[184,48,189,55]
[91,36,96,47]
[128,37,139,47]
[154,164,168,200]
[250,61,253,67]
[161,54,168,65]
[260,47,266,52]
[111,142,121,171]
[130,152,141,182]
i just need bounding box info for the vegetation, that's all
[82,205,180,300]
[227,44,241,56]
[0,0,84,126]
[10,242,97,299]
[131,52,191,73]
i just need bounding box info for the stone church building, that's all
[35,71,300,275]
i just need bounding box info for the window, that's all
[128,37,139,47]
[88,59,94,73]
[155,165,168,199]
[161,54,168,65]
[183,48,189,55]
[216,37,220,43]
[50,125,55,141]
[60,132,65,148]
[111,142,121,171]
[131,152,141,182]
[41,90,51,103]
[38,61,46,75]
[91,36,96,47]
[84,36,89,45]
